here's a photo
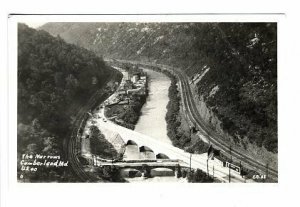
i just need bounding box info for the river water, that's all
[134,68,172,145]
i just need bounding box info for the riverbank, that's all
[104,67,148,130]
[110,61,210,153]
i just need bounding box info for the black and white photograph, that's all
[16,20,278,183]
[3,0,300,204]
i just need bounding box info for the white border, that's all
[15,14,281,24]
[3,13,293,207]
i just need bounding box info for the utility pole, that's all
[79,135,82,155]
[239,161,242,177]
[229,145,232,162]
[207,158,209,176]
[266,163,269,181]
[229,145,232,183]
[229,163,231,183]
[189,153,192,172]
[213,165,215,180]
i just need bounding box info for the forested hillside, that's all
[17,24,116,182]
[40,22,277,154]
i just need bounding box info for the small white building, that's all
[123,71,130,81]
[131,75,139,83]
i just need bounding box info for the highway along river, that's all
[134,68,172,145]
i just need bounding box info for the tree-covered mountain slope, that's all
[40,22,277,155]
[18,24,119,182]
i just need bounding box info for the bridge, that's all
[94,159,181,178]
[107,59,278,181]
[81,106,252,183]
[76,64,255,183]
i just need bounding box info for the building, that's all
[127,87,146,95]
[118,90,127,95]
[131,75,139,83]
[123,71,130,81]
[127,88,141,95]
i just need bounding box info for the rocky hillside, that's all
[40,22,277,154]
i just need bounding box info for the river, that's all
[134,68,172,144]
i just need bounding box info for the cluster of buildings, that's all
[119,71,147,96]
[106,69,148,107]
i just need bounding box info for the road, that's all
[91,109,251,183]
[87,154,185,168]
[83,66,253,182]
[69,60,268,182]
[107,59,278,182]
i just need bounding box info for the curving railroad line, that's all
[111,59,278,181]
[68,59,277,182]
[177,70,278,181]
[66,69,119,182]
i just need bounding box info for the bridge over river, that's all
[78,66,254,183]
[79,106,252,183]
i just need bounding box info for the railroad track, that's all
[110,59,278,181]
[178,72,278,180]
[67,69,120,182]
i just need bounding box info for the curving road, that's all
[68,59,275,182]
[108,59,278,182]
[84,64,253,183]
[93,107,251,183]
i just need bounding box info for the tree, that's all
[17,24,115,182]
